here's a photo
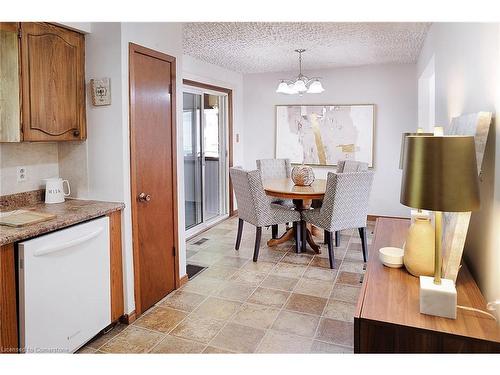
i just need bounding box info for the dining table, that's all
[263,178,327,253]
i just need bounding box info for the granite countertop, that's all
[0,198,125,246]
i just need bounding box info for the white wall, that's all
[418,23,500,311]
[243,64,417,217]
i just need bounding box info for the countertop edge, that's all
[0,201,125,246]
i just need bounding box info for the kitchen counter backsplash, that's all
[0,190,124,246]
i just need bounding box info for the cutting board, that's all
[0,210,56,227]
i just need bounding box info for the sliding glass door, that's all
[183,88,229,232]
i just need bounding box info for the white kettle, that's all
[44,178,71,204]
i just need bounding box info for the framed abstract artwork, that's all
[275,104,375,167]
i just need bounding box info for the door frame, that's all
[129,43,180,316]
[183,79,235,216]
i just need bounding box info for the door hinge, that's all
[18,29,22,39]
[172,246,176,257]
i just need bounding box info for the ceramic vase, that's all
[291,165,315,186]
[403,216,435,277]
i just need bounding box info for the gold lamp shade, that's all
[400,136,480,212]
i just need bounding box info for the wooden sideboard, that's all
[354,217,500,353]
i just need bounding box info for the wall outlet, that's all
[17,166,27,182]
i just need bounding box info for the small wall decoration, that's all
[90,78,111,106]
[275,104,375,167]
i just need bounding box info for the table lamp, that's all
[400,135,480,319]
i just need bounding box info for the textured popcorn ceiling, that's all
[183,22,431,73]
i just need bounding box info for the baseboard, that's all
[367,214,408,222]
[230,209,238,217]
[179,274,189,286]
[120,310,136,325]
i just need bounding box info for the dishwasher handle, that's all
[34,227,104,257]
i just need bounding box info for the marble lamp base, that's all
[420,276,457,319]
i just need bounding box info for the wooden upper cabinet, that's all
[20,23,86,141]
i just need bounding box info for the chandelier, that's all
[276,49,325,95]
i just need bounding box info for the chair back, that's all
[230,167,272,226]
[320,171,374,231]
[337,160,369,173]
[256,159,291,179]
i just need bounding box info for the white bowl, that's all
[379,247,404,268]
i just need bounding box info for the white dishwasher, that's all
[18,216,111,353]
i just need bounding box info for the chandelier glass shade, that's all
[276,49,325,95]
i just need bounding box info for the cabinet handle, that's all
[73,130,80,137]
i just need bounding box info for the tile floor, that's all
[79,216,374,354]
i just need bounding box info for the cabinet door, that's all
[20,23,86,141]
[0,22,21,142]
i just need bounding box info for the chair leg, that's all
[358,227,368,262]
[324,229,329,244]
[301,220,307,252]
[335,231,340,247]
[327,231,335,269]
[272,224,278,239]
[294,221,301,253]
[253,226,262,262]
[235,218,244,250]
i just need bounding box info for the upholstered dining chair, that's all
[337,159,369,173]
[256,158,293,239]
[302,171,374,269]
[230,167,301,262]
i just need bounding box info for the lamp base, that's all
[419,276,457,319]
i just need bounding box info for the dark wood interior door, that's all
[129,43,178,315]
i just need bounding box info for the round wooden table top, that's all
[263,178,327,200]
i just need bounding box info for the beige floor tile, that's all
[281,252,313,265]
[337,271,363,286]
[293,278,333,298]
[216,281,256,302]
[203,346,235,354]
[150,335,205,353]
[230,269,267,286]
[215,256,249,268]
[315,318,354,347]
[187,251,224,266]
[159,290,207,312]
[261,274,299,291]
[170,315,225,344]
[191,296,241,320]
[302,266,337,282]
[330,284,361,303]
[284,293,327,316]
[310,340,353,353]
[271,310,320,338]
[198,266,239,280]
[323,299,356,322]
[340,260,366,274]
[242,260,276,273]
[180,276,225,295]
[310,256,341,269]
[343,250,365,262]
[231,303,280,330]
[247,287,291,308]
[257,250,286,263]
[133,307,187,333]
[256,331,313,353]
[273,263,307,278]
[210,322,266,353]
[99,326,163,353]
[86,322,127,349]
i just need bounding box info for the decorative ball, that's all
[291,165,315,186]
